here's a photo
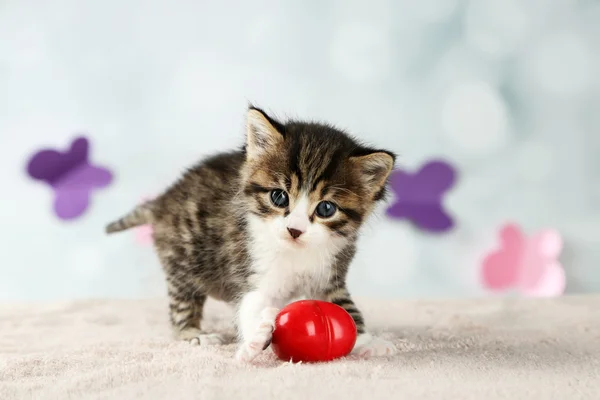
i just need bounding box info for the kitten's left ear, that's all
[350,150,395,196]
[245,106,284,161]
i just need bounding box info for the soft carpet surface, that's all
[1,295,599,399]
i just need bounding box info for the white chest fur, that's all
[247,215,339,304]
[253,243,334,302]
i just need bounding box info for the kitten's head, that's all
[241,106,395,252]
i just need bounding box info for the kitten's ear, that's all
[245,107,284,160]
[350,150,395,195]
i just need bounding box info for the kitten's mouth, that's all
[282,236,306,248]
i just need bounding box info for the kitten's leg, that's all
[234,290,280,362]
[168,284,224,346]
[323,286,397,357]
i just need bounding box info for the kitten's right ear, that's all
[349,150,395,197]
[245,107,284,160]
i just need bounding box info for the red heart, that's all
[271,300,357,363]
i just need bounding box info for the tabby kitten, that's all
[105,106,398,361]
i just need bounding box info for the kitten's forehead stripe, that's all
[300,142,324,187]
[288,133,303,190]
[309,147,345,193]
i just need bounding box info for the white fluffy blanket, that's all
[1,296,599,399]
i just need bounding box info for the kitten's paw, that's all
[189,333,226,346]
[235,322,274,362]
[235,307,279,362]
[175,328,202,341]
[352,333,397,358]
[259,307,280,322]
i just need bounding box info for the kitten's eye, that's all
[270,189,289,208]
[315,201,337,218]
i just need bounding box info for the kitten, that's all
[105,106,398,361]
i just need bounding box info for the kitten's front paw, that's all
[352,333,397,358]
[235,307,279,362]
[190,333,226,346]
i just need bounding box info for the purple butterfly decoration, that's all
[26,136,113,220]
[386,160,457,232]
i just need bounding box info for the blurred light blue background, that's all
[1,0,599,301]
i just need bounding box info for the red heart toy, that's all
[271,300,357,362]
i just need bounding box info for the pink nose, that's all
[287,228,303,239]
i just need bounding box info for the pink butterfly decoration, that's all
[480,223,566,297]
[134,196,154,246]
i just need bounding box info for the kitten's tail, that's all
[105,202,154,234]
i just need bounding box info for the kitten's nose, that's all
[287,228,303,239]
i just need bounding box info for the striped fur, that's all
[105,201,154,233]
